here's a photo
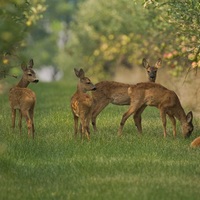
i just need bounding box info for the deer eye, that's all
[28,73,32,76]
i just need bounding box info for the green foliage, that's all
[1,81,200,199]
[144,0,200,76]
[0,0,46,79]
[67,0,200,79]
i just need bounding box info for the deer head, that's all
[182,111,193,138]
[142,58,162,82]
[74,68,96,92]
[20,59,39,85]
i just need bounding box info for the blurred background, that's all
[0,0,200,113]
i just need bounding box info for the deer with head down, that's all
[118,82,194,138]
[71,68,96,140]
[91,58,162,132]
[9,59,39,138]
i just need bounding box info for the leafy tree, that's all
[143,0,200,75]
[0,0,46,79]
[68,0,200,79]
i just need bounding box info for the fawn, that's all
[9,59,39,138]
[118,82,193,138]
[91,58,162,131]
[70,68,96,140]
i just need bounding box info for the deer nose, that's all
[92,86,97,91]
[34,79,39,83]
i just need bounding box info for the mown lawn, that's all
[0,80,200,200]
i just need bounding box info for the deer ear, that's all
[155,58,162,68]
[142,58,149,69]
[186,111,193,123]
[21,62,27,71]
[29,59,34,68]
[74,68,80,77]
[79,68,85,78]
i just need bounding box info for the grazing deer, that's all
[91,58,162,132]
[70,68,96,140]
[9,59,39,138]
[118,82,193,138]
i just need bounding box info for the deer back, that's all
[9,87,36,110]
[128,82,193,138]
[92,81,132,105]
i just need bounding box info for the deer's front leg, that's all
[160,109,167,138]
[91,100,109,132]
[168,114,176,138]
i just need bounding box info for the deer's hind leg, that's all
[133,105,147,134]
[21,110,33,138]
[118,102,142,136]
[11,108,16,130]
[29,108,35,138]
[18,110,22,134]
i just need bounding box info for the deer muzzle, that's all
[33,79,39,83]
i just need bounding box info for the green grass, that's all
[0,80,200,200]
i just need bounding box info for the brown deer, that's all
[91,58,162,132]
[118,82,193,138]
[70,68,96,140]
[9,59,39,138]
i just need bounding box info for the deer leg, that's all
[22,110,33,138]
[29,109,35,139]
[91,101,109,132]
[168,114,176,138]
[18,110,22,134]
[73,115,79,139]
[84,118,90,141]
[118,105,138,136]
[11,108,16,130]
[160,109,167,138]
[133,105,147,134]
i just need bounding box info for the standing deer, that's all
[91,58,162,132]
[71,68,96,140]
[9,59,39,138]
[118,82,193,138]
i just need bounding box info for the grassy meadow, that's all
[0,78,200,200]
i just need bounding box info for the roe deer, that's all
[9,59,39,138]
[70,68,96,140]
[91,58,162,132]
[118,82,193,138]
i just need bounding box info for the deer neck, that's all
[77,83,87,93]
[175,107,187,125]
[16,78,30,88]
